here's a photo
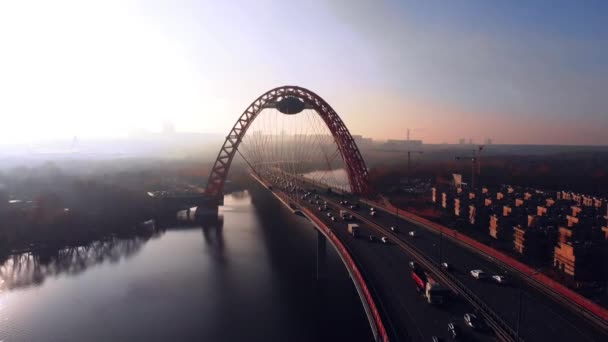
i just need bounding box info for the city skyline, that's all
[0,0,606,145]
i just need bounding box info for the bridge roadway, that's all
[264,187,499,341]
[319,191,608,342]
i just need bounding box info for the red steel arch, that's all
[205,85,371,197]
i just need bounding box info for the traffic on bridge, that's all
[197,86,608,342]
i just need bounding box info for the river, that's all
[0,187,372,342]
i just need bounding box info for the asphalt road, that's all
[298,194,498,342]
[322,192,608,342]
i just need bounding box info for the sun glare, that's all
[0,1,203,143]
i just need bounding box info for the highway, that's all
[296,193,498,342]
[323,192,608,342]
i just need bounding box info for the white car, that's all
[331,216,336,222]
[408,231,416,237]
[390,226,398,232]
[492,275,507,284]
[381,236,389,244]
[464,313,483,330]
[370,211,377,217]
[470,269,486,279]
[441,262,450,271]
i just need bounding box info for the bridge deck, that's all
[322,192,608,342]
[258,182,499,341]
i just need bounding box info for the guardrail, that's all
[364,197,608,331]
[343,202,521,342]
[300,206,390,342]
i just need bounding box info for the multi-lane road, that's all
[296,193,499,342]
[318,191,608,342]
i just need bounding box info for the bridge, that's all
[159,86,608,342]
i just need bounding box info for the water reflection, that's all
[177,208,226,264]
[0,190,372,342]
[0,211,225,291]
[0,236,151,290]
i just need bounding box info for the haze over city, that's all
[1,0,607,145]
[2,2,608,342]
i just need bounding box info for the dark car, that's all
[368,235,377,243]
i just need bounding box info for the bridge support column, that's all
[194,205,218,217]
[316,230,327,281]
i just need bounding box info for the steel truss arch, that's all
[205,85,371,198]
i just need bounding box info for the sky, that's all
[0,0,606,145]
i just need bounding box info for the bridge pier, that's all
[194,204,219,217]
[316,230,327,281]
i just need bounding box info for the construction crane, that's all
[455,145,484,190]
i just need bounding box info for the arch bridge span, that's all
[205,85,371,199]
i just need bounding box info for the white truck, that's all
[412,269,449,305]
[348,223,360,238]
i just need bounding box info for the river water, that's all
[0,187,372,342]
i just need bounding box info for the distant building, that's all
[433,184,607,279]
[352,135,373,148]
[484,138,493,145]
[383,139,423,151]
[459,138,465,145]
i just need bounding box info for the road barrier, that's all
[300,206,390,342]
[344,203,521,342]
[365,197,608,330]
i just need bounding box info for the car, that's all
[351,204,359,210]
[464,313,485,330]
[369,207,375,211]
[492,275,507,284]
[447,322,460,339]
[431,336,442,342]
[331,216,336,222]
[390,226,398,232]
[441,262,450,271]
[470,269,486,279]
[408,261,417,269]
[370,211,377,217]
[326,212,332,217]
[316,200,321,204]
[381,236,389,244]
[368,235,377,242]
[408,231,416,237]
[318,206,323,211]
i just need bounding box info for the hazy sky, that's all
[0,0,607,145]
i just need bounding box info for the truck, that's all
[348,223,360,238]
[411,268,449,305]
[340,210,353,220]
